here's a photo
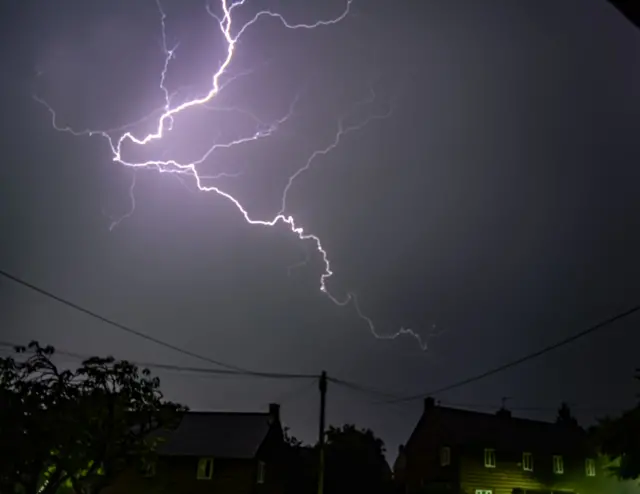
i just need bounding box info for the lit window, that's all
[484,449,496,468]
[440,446,451,466]
[522,452,533,471]
[586,458,596,477]
[552,455,564,474]
[197,458,214,480]
[257,461,266,484]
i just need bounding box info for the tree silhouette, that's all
[0,341,186,494]
[325,424,392,494]
[282,428,317,494]
[283,425,392,494]
[592,369,640,480]
[556,402,579,427]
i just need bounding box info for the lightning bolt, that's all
[35,0,435,350]
[104,169,137,232]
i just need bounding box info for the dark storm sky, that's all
[1,0,640,458]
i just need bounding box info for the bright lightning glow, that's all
[35,0,435,350]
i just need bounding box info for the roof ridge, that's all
[434,405,586,431]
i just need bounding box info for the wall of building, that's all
[103,456,265,494]
[403,417,455,494]
[458,447,636,494]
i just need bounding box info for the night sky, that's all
[1,0,640,459]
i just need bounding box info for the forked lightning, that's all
[36,0,433,350]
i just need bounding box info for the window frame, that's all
[484,448,496,468]
[552,455,564,475]
[522,452,533,472]
[196,457,214,480]
[257,460,266,484]
[585,458,596,477]
[440,446,451,466]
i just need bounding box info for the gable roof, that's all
[407,402,589,454]
[157,410,279,459]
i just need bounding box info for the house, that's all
[394,397,640,494]
[105,403,285,494]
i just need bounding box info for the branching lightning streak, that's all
[105,170,137,232]
[36,0,432,350]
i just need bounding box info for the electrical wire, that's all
[383,303,640,404]
[0,340,315,380]
[326,373,625,415]
[0,341,630,416]
[328,376,403,401]
[0,268,316,379]
[3,266,638,406]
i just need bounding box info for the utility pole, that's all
[317,370,327,494]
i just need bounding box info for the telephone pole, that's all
[317,370,327,494]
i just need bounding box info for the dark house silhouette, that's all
[105,403,285,494]
[394,397,640,494]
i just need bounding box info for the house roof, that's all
[157,410,279,459]
[408,403,589,454]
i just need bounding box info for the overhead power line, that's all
[0,341,631,417]
[0,341,315,380]
[328,376,403,400]
[3,267,638,406]
[384,303,640,404]
[0,268,315,379]
[323,372,627,415]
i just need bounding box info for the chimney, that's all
[496,407,512,419]
[424,397,435,412]
[268,403,280,423]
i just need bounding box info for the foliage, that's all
[0,343,75,494]
[283,424,392,494]
[0,341,186,494]
[592,369,640,481]
[556,402,579,427]
[282,427,316,494]
[325,425,391,494]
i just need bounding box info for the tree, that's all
[282,428,316,494]
[283,425,392,494]
[592,369,640,481]
[0,341,186,494]
[0,343,78,494]
[325,425,392,494]
[556,402,579,427]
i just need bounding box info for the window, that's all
[440,446,451,466]
[522,452,533,472]
[197,458,214,480]
[484,449,496,468]
[552,455,564,474]
[257,461,266,484]
[586,458,596,477]
[475,490,492,494]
